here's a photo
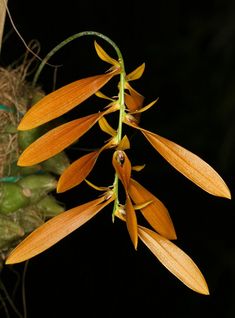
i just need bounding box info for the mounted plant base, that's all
[0,52,70,270]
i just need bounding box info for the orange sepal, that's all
[125,195,138,249]
[128,179,176,240]
[138,226,210,295]
[18,112,103,166]
[6,195,114,264]
[112,150,132,190]
[57,151,99,193]
[18,70,119,130]
[142,129,231,199]
[125,82,144,111]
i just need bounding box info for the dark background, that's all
[1,0,235,317]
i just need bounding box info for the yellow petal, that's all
[114,208,126,221]
[133,200,152,210]
[6,196,114,264]
[132,164,145,172]
[138,226,210,295]
[112,150,132,190]
[126,63,145,81]
[95,90,114,101]
[117,135,130,150]
[57,151,99,193]
[94,41,120,67]
[85,179,108,191]
[130,98,159,114]
[128,179,176,240]
[126,195,138,249]
[98,116,117,136]
[18,113,102,166]
[142,130,231,199]
[18,70,119,130]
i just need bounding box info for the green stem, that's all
[112,57,126,220]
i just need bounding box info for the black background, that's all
[1,0,235,317]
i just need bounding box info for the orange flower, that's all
[112,149,177,249]
[112,150,138,248]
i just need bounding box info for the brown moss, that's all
[0,50,44,177]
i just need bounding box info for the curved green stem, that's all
[32,31,124,86]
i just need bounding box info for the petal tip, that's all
[169,232,177,240]
[17,157,26,167]
[5,254,23,265]
[217,185,232,200]
[198,285,210,296]
[56,182,65,193]
[134,241,138,250]
[225,189,232,200]
[18,118,32,131]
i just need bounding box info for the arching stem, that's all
[32,31,124,86]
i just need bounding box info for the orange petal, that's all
[112,150,131,190]
[125,82,144,110]
[18,113,102,166]
[6,196,114,264]
[126,195,138,249]
[57,151,99,193]
[142,130,231,199]
[124,90,144,112]
[125,93,138,112]
[129,179,176,240]
[138,226,209,295]
[18,70,119,130]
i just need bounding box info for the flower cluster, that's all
[5,35,231,295]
